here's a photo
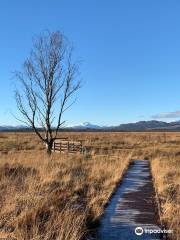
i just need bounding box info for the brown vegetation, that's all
[0,132,179,239]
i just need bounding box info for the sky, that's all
[0,0,180,126]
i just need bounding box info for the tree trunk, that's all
[46,139,54,156]
[46,144,52,155]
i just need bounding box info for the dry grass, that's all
[0,131,179,239]
[151,150,180,239]
[0,132,132,239]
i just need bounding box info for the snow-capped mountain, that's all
[1,120,180,131]
[68,122,102,129]
[68,120,180,130]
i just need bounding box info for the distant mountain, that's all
[0,125,29,131]
[69,120,180,131]
[68,122,102,129]
[113,120,170,131]
[1,120,180,131]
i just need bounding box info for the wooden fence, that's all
[52,138,85,153]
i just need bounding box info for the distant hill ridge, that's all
[1,120,180,131]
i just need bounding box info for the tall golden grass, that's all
[151,151,180,239]
[0,132,179,239]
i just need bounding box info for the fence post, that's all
[53,142,55,152]
[67,142,69,152]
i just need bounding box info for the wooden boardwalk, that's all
[97,160,164,240]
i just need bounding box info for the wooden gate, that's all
[53,138,85,153]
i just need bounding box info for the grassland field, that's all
[0,132,179,240]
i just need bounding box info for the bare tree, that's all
[15,31,80,155]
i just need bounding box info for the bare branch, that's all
[14,31,81,154]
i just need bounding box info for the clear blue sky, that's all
[0,0,180,126]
